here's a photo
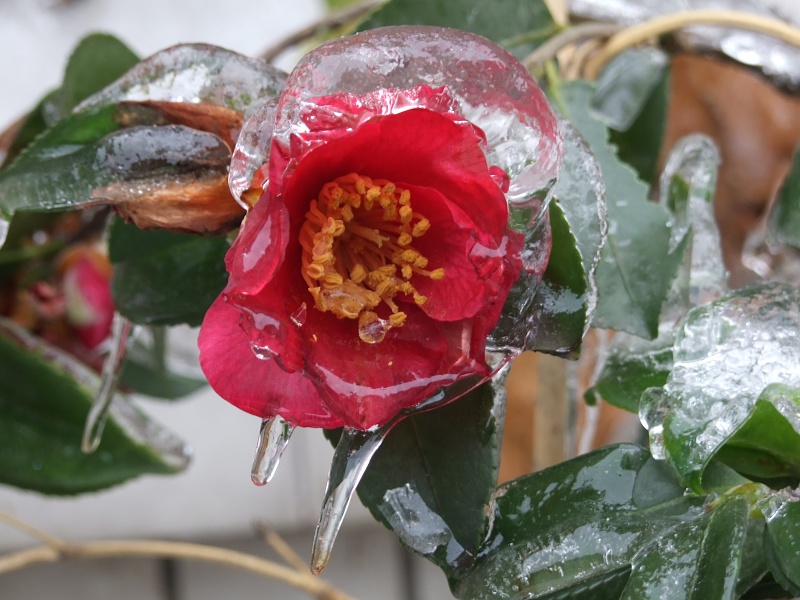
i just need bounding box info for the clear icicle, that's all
[251,415,294,486]
[0,215,8,250]
[311,426,388,574]
[82,313,132,453]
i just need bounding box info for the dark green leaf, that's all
[715,384,800,482]
[0,325,184,495]
[764,498,800,595]
[586,332,673,412]
[343,381,502,575]
[557,81,683,338]
[453,445,705,599]
[769,141,800,249]
[60,33,139,113]
[357,0,558,58]
[529,200,589,357]
[620,495,749,600]
[109,219,229,326]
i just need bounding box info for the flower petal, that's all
[199,297,343,428]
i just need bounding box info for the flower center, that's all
[299,173,444,344]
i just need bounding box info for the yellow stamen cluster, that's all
[299,173,445,343]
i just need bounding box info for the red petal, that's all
[199,297,343,428]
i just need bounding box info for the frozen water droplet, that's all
[0,215,9,250]
[640,387,669,460]
[289,302,307,328]
[380,483,453,555]
[229,99,278,209]
[251,416,294,485]
[82,313,132,453]
[358,314,390,344]
[311,426,388,574]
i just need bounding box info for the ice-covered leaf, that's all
[0,318,189,494]
[763,496,800,595]
[592,48,669,133]
[641,283,800,491]
[619,494,750,600]
[714,384,800,482]
[357,0,558,59]
[76,44,286,116]
[769,141,800,249]
[587,332,673,412]
[452,445,706,599]
[528,201,590,357]
[331,375,505,575]
[109,219,229,326]
[558,81,682,339]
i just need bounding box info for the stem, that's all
[584,9,800,79]
[523,22,622,69]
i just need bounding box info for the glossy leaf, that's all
[557,81,682,339]
[620,494,749,600]
[587,332,673,412]
[0,322,187,494]
[715,384,800,482]
[357,0,558,59]
[764,498,800,595]
[769,141,800,249]
[529,201,589,357]
[327,379,503,575]
[109,219,229,326]
[452,445,705,599]
[643,283,800,491]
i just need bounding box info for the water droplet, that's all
[290,302,307,327]
[251,416,294,485]
[358,314,390,344]
[82,313,132,453]
[311,425,388,574]
[0,215,9,250]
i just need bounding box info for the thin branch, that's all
[523,22,622,70]
[583,9,800,79]
[261,0,385,63]
[0,512,67,549]
[256,522,309,574]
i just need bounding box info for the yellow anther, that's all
[389,312,407,327]
[399,205,413,224]
[355,178,366,195]
[430,268,445,280]
[382,183,396,196]
[321,272,344,287]
[350,263,367,284]
[414,293,427,306]
[398,190,411,205]
[412,218,430,237]
[401,264,413,279]
[398,232,413,247]
[306,263,326,280]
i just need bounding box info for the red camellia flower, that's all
[199,26,562,430]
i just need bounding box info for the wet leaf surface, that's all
[764,497,800,596]
[0,324,185,494]
[109,219,229,326]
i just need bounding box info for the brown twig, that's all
[261,0,385,63]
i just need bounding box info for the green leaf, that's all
[620,495,750,600]
[109,219,229,326]
[556,81,683,339]
[453,445,706,599]
[769,141,800,249]
[715,384,800,482]
[586,332,673,412]
[332,380,502,575]
[644,283,800,491]
[60,33,139,113]
[593,48,670,185]
[764,498,800,595]
[357,0,558,58]
[0,323,186,495]
[529,200,589,357]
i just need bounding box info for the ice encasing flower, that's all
[199,26,563,430]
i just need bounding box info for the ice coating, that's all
[250,415,294,485]
[0,316,190,470]
[380,483,454,555]
[0,214,8,250]
[229,99,279,208]
[644,283,800,486]
[659,134,726,307]
[76,44,287,116]
[272,26,563,205]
